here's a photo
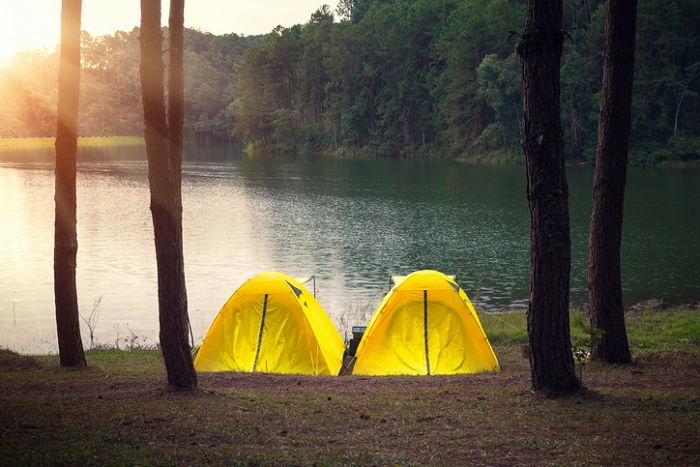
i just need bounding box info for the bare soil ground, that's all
[1,345,699,465]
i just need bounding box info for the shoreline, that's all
[2,137,699,168]
[3,304,697,358]
[0,136,144,151]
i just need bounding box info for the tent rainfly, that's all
[353,270,500,375]
[194,272,345,375]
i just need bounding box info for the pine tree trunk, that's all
[168,0,185,189]
[54,0,86,368]
[519,0,579,393]
[140,0,197,390]
[588,0,636,364]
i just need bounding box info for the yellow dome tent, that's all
[194,272,345,375]
[353,270,499,375]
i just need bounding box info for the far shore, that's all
[2,137,699,168]
[0,136,144,151]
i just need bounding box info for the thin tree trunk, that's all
[588,0,636,364]
[54,0,86,368]
[673,87,686,138]
[519,0,579,393]
[169,0,185,188]
[140,0,197,390]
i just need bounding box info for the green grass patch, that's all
[626,307,700,349]
[455,148,523,165]
[478,308,591,346]
[0,136,144,151]
[85,348,165,377]
[479,307,700,351]
[478,308,528,345]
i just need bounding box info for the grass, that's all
[455,148,523,165]
[1,306,698,465]
[479,306,700,350]
[0,136,144,151]
[625,307,700,349]
[660,160,700,169]
[480,308,596,346]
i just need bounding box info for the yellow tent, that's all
[353,270,499,375]
[194,272,345,375]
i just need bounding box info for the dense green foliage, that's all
[233,0,700,163]
[0,0,698,163]
[0,28,258,142]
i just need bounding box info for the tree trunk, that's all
[168,0,185,190]
[54,0,86,368]
[588,0,636,364]
[519,0,580,393]
[140,0,197,390]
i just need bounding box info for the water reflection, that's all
[1,144,699,353]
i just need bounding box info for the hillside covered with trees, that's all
[0,0,698,164]
[0,28,258,142]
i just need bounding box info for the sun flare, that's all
[0,4,60,64]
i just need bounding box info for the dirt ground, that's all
[1,346,699,465]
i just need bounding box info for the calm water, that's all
[1,144,699,353]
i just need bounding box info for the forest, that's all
[0,0,698,165]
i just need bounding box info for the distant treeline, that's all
[0,29,258,143]
[1,0,698,164]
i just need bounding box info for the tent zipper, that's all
[252,294,269,372]
[424,290,431,375]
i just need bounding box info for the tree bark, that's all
[519,0,580,393]
[168,0,185,189]
[588,0,636,364]
[140,0,197,390]
[54,0,86,368]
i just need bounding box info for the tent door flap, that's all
[252,294,269,372]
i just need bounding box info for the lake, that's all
[1,144,699,353]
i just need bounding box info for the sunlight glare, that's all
[0,0,342,65]
[0,3,61,64]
